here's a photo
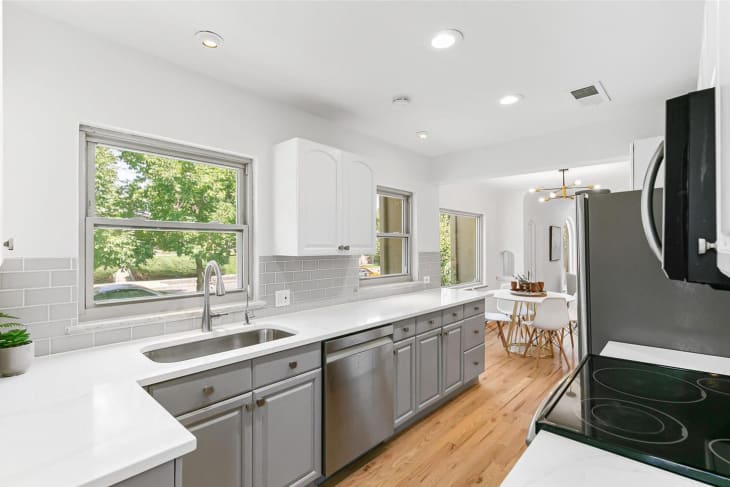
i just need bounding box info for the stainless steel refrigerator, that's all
[576,190,730,358]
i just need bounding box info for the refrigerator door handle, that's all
[641,140,665,262]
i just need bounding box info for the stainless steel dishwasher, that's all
[323,324,394,476]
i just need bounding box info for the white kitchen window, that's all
[440,209,482,287]
[359,187,412,285]
[79,126,252,319]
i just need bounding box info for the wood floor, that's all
[323,324,576,487]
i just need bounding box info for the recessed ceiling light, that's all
[392,95,411,107]
[416,131,429,140]
[574,179,582,186]
[195,30,224,49]
[499,94,523,105]
[430,29,463,49]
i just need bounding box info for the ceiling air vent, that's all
[570,81,611,106]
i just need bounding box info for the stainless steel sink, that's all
[143,328,294,363]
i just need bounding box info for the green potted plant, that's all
[0,312,34,377]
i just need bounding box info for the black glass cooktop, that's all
[536,355,730,486]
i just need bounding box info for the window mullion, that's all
[89,217,244,232]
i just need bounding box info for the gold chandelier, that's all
[529,169,600,202]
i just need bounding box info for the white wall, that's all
[494,189,525,282]
[431,108,664,185]
[438,183,524,290]
[522,194,574,292]
[1,6,439,266]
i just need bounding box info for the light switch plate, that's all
[275,289,290,307]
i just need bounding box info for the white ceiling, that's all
[484,160,632,194]
[16,1,704,157]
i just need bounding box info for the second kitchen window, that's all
[359,188,412,284]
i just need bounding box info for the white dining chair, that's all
[567,295,578,350]
[484,295,510,354]
[497,283,515,315]
[522,297,571,367]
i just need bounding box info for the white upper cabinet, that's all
[341,152,376,255]
[273,138,376,256]
[698,0,730,277]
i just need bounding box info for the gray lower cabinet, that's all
[415,328,442,411]
[253,369,322,487]
[463,344,486,383]
[177,393,253,487]
[113,461,179,487]
[441,321,463,396]
[393,337,416,427]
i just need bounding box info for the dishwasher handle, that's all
[325,325,394,354]
[326,336,393,364]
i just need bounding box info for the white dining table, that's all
[489,289,576,354]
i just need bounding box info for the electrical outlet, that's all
[423,276,431,284]
[275,289,291,307]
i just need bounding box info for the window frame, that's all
[359,186,413,286]
[78,125,253,321]
[439,208,483,288]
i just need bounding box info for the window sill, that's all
[356,280,427,300]
[445,281,487,290]
[72,300,268,334]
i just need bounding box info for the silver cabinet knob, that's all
[256,398,266,407]
[473,329,479,334]
[452,312,458,317]
[244,403,253,412]
[202,385,215,396]
[428,320,434,325]
[288,361,298,369]
[403,327,409,332]
[337,245,345,251]
[343,245,351,251]
[473,361,479,366]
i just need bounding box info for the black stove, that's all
[536,355,730,486]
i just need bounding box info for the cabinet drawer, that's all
[416,312,442,334]
[463,299,485,318]
[463,344,485,383]
[148,361,252,417]
[462,314,485,351]
[252,343,321,388]
[441,306,464,325]
[393,318,416,341]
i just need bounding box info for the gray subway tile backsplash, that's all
[23,257,73,271]
[26,320,70,340]
[94,327,132,347]
[51,270,77,287]
[33,339,50,357]
[1,252,443,355]
[24,287,72,306]
[9,305,50,324]
[0,271,50,290]
[49,302,78,321]
[131,322,165,340]
[51,333,94,354]
[0,290,23,308]
[0,258,23,272]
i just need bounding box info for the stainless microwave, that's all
[641,87,730,289]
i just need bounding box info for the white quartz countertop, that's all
[0,288,486,487]
[500,341,730,487]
